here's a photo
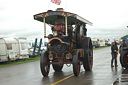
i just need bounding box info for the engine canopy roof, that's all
[34,9,92,26]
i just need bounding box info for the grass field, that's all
[0,46,110,68]
[94,46,110,50]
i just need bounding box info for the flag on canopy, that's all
[51,0,61,5]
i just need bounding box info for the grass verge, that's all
[94,46,110,50]
[0,56,40,68]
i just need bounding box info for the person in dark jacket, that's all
[119,40,127,54]
[111,42,118,67]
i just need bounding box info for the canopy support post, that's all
[43,17,46,37]
[75,23,77,37]
[65,16,68,36]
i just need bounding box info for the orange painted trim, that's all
[48,37,63,44]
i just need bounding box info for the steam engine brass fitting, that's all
[49,53,53,60]
[66,53,72,59]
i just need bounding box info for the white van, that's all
[0,38,19,62]
[16,38,29,59]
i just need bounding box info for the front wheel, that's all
[40,51,50,77]
[73,52,81,76]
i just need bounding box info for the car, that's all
[105,40,111,46]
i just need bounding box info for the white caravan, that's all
[16,38,29,59]
[0,38,19,62]
[27,39,36,56]
[91,38,100,48]
[98,38,106,47]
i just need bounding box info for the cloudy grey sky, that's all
[0,0,128,41]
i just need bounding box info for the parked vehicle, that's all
[34,8,93,76]
[16,38,29,59]
[0,38,19,62]
[98,39,106,47]
[92,38,100,48]
[105,40,111,46]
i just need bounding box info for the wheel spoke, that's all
[124,55,128,65]
[45,65,50,73]
[89,49,93,67]
[89,58,93,67]
[126,55,128,65]
[77,59,80,74]
[45,58,50,73]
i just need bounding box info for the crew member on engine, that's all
[67,25,73,42]
[83,24,87,36]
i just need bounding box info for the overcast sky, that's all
[0,0,128,41]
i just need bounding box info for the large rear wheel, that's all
[82,37,93,71]
[121,51,128,69]
[40,51,50,77]
[73,51,81,76]
[120,52,125,67]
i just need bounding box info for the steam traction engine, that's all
[34,8,93,76]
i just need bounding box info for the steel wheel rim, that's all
[44,57,50,74]
[89,47,93,68]
[77,58,80,74]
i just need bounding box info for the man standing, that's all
[119,40,127,54]
[111,42,118,67]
